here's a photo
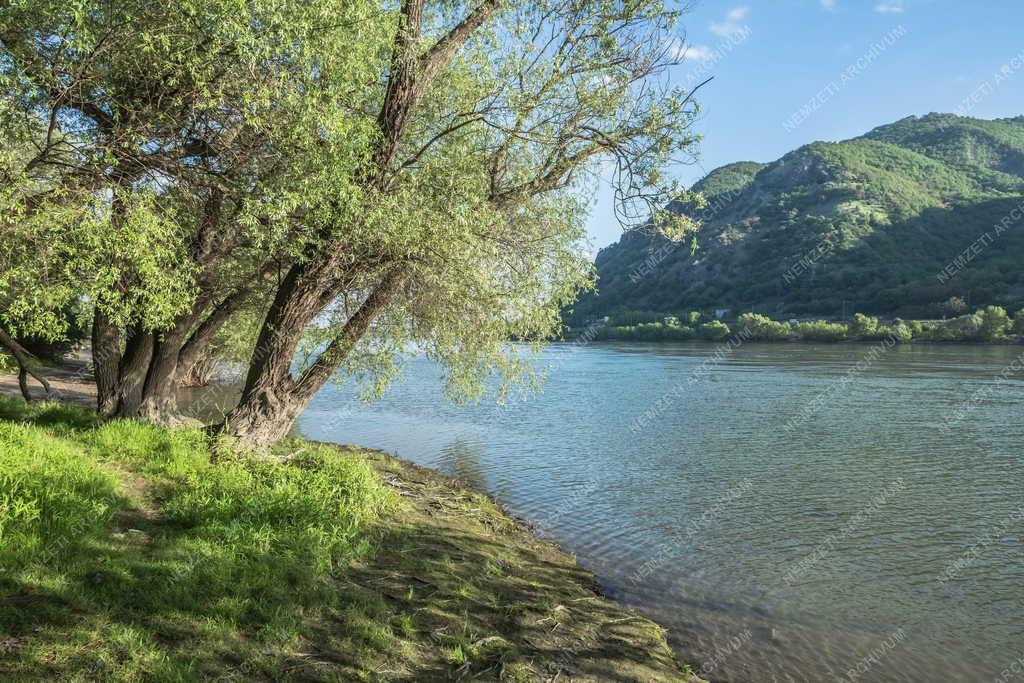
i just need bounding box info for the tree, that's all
[976,305,1011,341]
[698,320,730,341]
[940,296,968,317]
[217,0,703,445]
[849,313,879,339]
[2,0,702,447]
[889,320,913,343]
[1,0,384,419]
[734,313,790,341]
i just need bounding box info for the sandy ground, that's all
[0,351,97,407]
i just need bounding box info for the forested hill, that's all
[569,114,1024,324]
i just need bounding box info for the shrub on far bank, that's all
[889,320,914,343]
[849,313,880,339]
[1015,309,1024,337]
[917,306,1013,342]
[977,305,1012,341]
[589,321,696,341]
[569,306,1023,344]
[734,313,791,341]
[794,320,849,342]
[698,320,731,341]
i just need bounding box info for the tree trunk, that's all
[0,325,52,402]
[17,367,31,401]
[223,266,406,447]
[92,309,122,416]
[114,329,154,417]
[175,284,255,385]
[220,262,322,446]
[220,384,307,447]
[178,353,217,388]
[219,0,490,448]
[138,320,194,423]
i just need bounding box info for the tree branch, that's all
[421,0,502,83]
[292,266,408,398]
[375,0,502,173]
[0,326,52,401]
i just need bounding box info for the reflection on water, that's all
[213,343,1024,682]
[437,441,491,492]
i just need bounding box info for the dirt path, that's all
[0,353,96,407]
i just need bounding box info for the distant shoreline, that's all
[561,336,1024,346]
[564,308,1023,345]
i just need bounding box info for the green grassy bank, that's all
[0,397,698,682]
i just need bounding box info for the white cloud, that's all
[820,0,837,10]
[672,43,716,62]
[710,21,746,38]
[726,5,750,21]
[874,1,905,13]
[710,5,752,38]
[666,5,750,71]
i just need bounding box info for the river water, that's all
[293,341,1023,682]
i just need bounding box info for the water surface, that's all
[296,342,1024,682]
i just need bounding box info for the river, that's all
[294,341,1024,682]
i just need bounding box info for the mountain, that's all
[570,114,1024,324]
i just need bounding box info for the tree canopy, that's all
[0,0,703,445]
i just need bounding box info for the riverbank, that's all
[0,392,701,681]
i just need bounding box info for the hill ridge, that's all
[572,114,1024,323]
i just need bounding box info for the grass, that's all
[0,398,390,680]
[0,396,698,681]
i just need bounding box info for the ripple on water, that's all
[296,342,1024,683]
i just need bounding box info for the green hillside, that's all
[570,114,1024,323]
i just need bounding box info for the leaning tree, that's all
[1,0,703,447]
[219,0,704,445]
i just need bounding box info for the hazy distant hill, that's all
[569,114,1024,323]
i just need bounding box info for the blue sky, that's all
[585,0,1024,251]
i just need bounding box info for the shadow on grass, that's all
[0,398,389,681]
[0,399,691,682]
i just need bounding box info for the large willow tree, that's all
[1,0,701,447]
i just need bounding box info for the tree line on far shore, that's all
[572,307,1023,343]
